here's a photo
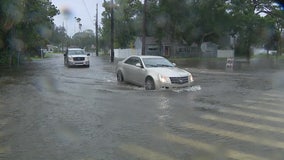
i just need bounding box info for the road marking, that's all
[162,133,269,160]
[244,100,282,107]
[163,133,215,152]
[119,144,177,160]
[261,97,284,102]
[182,123,284,149]
[263,92,284,98]
[233,103,284,115]
[0,118,10,127]
[220,108,284,123]
[79,158,96,160]
[0,132,4,138]
[0,102,5,109]
[0,146,10,154]
[201,114,284,134]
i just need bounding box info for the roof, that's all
[136,36,188,45]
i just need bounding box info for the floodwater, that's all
[0,54,284,160]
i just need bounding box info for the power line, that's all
[82,0,95,27]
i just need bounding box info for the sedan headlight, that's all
[188,73,194,83]
[159,74,171,83]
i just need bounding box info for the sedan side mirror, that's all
[87,53,90,56]
[172,63,176,67]
[135,63,142,68]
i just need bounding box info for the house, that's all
[200,42,218,57]
[134,37,200,58]
[46,44,58,53]
[134,37,160,56]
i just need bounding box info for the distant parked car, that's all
[64,48,90,68]
[116,55,194,90]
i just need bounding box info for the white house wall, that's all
[113,49,141,58]
[217,50,234,58]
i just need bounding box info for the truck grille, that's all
[73,57,85,61]
[170,76,188,84]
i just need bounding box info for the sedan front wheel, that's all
[145,77,155,90]
[117,71,124,82]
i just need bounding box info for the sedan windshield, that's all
[142,57,174,68]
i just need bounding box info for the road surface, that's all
[0,54,284,160]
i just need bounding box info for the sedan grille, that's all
[170,76,188,84]
[73,57,85,61]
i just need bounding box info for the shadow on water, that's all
[193,102,221,113]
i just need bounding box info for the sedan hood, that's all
[148,67,190,77]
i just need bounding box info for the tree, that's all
[100,0,112,53]
[262,4,284,56]
[101,0,142,50]
[115,0,142,48]
[152,0,189,41]
[143,0,230,45]
[227,0,284,59]
[71,29,95,51]
[98,0,284,61]
[49,25,69,52]
[0,0,59,65]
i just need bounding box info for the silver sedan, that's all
[116,55,194,90]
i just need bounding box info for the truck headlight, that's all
[68,57,73,61]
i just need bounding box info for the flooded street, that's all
[1,54,284,160]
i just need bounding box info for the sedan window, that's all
[142,58,174,68]
[125,57,142,66]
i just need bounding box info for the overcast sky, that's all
[51,0,105,36]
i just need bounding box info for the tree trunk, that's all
[142,0,147,55]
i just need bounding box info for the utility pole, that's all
[110,0,114,62]
[96,3,99,56]
[142,0,147,55]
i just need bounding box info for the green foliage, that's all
[71,30,95,51]
[48,25,69,52]
[0,0,59,65]
[101,0,142,49]
[152,0,230,46]
[228,0,284,58]
[98,0,284,59]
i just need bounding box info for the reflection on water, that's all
[159,96,170,110]
[155,85,201,126]
[157,95,171,127]
[116,83,202,93]
[34,76,59,92]
[55,121,82,145]
[172,85,202,93]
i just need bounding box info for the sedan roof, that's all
[129,55,164,59]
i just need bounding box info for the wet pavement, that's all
[0,53,284,160]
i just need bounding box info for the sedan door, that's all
[132,57,147,86]
[123,57,146,86]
